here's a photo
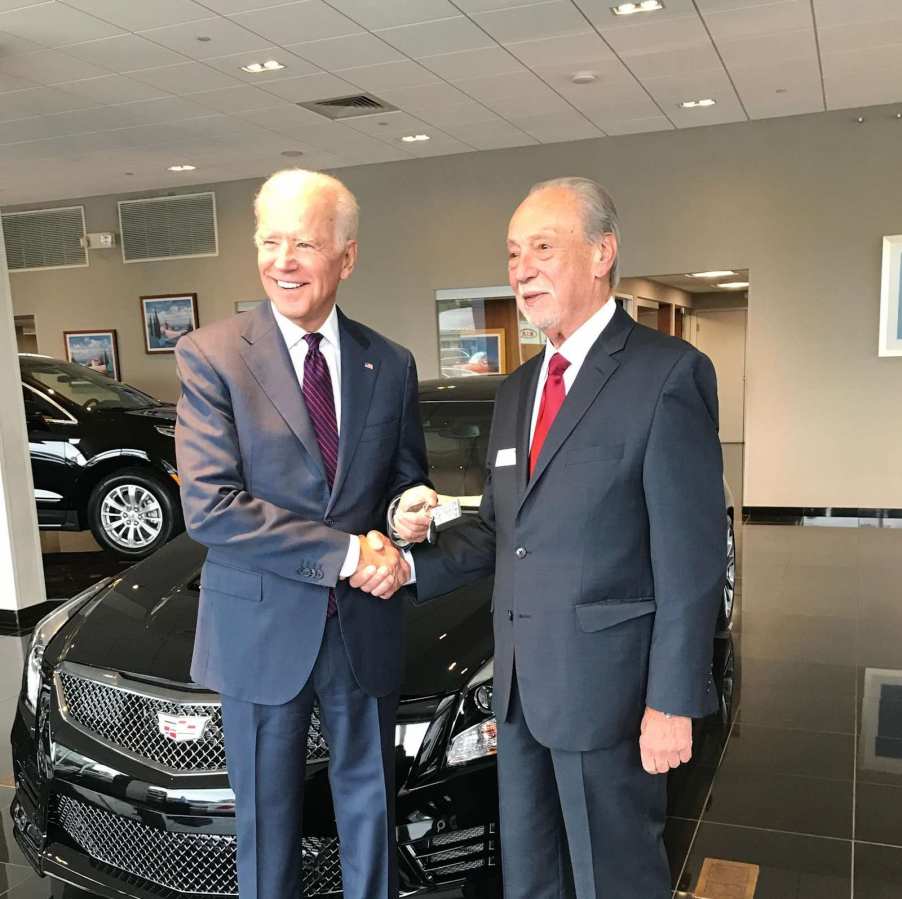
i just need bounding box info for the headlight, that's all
[24,577,113,714]
[155,425,176,438]
[446,660,497,767]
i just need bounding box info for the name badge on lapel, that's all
[495,448,516,467]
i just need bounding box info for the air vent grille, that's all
[298,93,397,120]
[118,192,218,264]
[1,206,87,272]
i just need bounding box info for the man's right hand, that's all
[350,531,410,599]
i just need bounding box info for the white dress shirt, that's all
[404,297,617,583]
[528,297,616,443]
[271,301,359,577]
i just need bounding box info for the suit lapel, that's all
[516,305,634,514]
[239,301,327,482]
[514,354,543,496]
[326,310,378,513]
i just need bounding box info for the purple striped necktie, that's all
[302,332,339,617]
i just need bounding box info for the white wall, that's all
[6,105,902,509]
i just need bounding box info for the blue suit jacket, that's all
[175,301,428,704]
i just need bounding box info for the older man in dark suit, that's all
[176,169,430,899]
[399,177,725,898]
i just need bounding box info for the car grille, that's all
[57,669,329,772]
[54,795,342,896]
[406,823,498,882]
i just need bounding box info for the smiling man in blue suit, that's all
[175,169,429,899]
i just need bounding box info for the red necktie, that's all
[302,333,339,617]
[529,353,570,475]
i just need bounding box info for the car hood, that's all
[121,404,176,422]
[58,535,494,699]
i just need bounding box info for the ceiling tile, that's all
[509,109,602,142]
[229,2,364,45]
[821,44,902,109]
[140,18,271,61]
[0,84,96,121]
[599,12,711,54]
[0,27,43,56]
[701,0,813,41]
[378,79,475,113]
[639,66,738,106]
[448,118,537,149]
[622,42,723,79]
[189,84,286,113]
[413,97,501,127]
[565,87,662,119]
[324,0,458,30]
[337,59,441,91]
[64,34,188,72]
[397,133,474,156]
[505,31,616,72]
[114,95,211,126]
[0,2,122,48]
[574,0,700,31]
[809,0,902,29]
[717,28,818,68]
[419,46,524,81]
[257,71,360,102]
[472,1,592,44]
[0,70,41,91]
[342,109,429,137]
[59,73,168,104]
[602,114,674,135]
[204,47,320,82]
[376,17,495,57]
[62,0,212,31]
[453,0,552,11]
[130,62,242,95]
[0,47,109,84]
[236,101,328,128]
[287,32,403,70]
[818,20,902,54]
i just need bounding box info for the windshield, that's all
[22,359,160,411]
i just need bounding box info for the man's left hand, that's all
[639,707,692,774]
[392,485,439,543]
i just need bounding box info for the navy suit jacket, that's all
[175,301,428,705]
[414,306,725,751]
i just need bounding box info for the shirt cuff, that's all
[403,549,416,584]
[339,535,360,579]
[387,494,412,548]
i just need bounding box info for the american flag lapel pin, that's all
[364,362,374,370]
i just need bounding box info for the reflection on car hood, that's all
[122,405,176,422]
[58,534,494,699]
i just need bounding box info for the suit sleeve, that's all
[643,349,725,718]
[384,353,431,504]
[411,395,499,603]
[175,333,350,587]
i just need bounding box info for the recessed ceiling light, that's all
[717,281,749,289]
[168,164,196,172]
[571,71,598,84]
[241,59,285,73]
[401,134,430,142]
[196,35,212,42]
[612,1,664,15]
[688,271,735,279]
[680,98,716,109]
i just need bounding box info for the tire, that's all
[87,468,182,560]
[717,514,736,634]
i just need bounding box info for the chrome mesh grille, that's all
[406,823,497,882]
[54,795,342,896]
[58,671,329,771]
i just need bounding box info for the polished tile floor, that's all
[2,523,901,898]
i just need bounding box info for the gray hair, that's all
[253,168,359,247]
[528,176,621,287]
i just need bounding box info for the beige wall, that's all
[6,105,902,509]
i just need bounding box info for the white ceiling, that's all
[0,0,900,206]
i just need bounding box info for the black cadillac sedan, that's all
[21,354,183,560]
[9,375,736,899]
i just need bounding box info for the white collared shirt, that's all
[270,301,359,577]
[271,301,343,434]
[528,297,617,443]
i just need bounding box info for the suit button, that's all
[325,518,334,527]
[514,547,527,559]
[507,610,513,621]
[316,571,323,580]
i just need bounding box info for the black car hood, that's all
[121,404,176,422]
[59,534,494,699]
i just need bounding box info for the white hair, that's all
[528,176,621,287]
[253,168,359,247]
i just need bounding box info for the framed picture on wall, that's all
[141,293,198,354]
[63,329,121,380]
[878,234,902,357]
[441,329,506,377]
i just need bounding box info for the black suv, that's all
[20,354,183,560]
[9,374,735,899]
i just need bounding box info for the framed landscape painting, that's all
[64,329,120,380]
[879,234,902,357]
[141,293,198,354]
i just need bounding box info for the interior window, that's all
[421,401,493,502]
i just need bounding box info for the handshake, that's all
[348,485,439,600]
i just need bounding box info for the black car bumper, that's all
[10,692,500,899]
